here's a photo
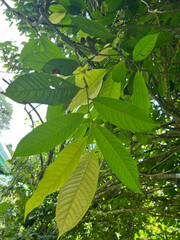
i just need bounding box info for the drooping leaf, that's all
[71,16,115,41]
[49,12,66,24]
[24,137,87,220]
[14,113,84,157]
[132,71,151,113]
[43,58,79,76]
[68,68,106,110]
[4,73,80,105]
[133,33,159,61]
[93,125,141,193]
[93,97,158,132]
[21,36,64,71]
[112,61,127,85]
[99,71,121,99]
[56,151,99,238]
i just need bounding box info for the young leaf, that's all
[4,73,80,105]
[56,151,99,238]
[99,71,121,99]
[132,71,151,113]
[24,137,87,220]
[71,16,115,41]
[133,33,159,61]
[49,12,66,24]
[14,113,84,157]
[68,69,106,110]
[93,97,157,132]
[93,125,141,193]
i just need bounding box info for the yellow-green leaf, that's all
[99,71,120,99]
[49,12,66,24]
[93,47,112,62]
[24,137,87,220]
[56,151,99,238]
[68,68,106,110]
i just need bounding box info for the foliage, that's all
[0,0,180,239]
[0,90,12,133]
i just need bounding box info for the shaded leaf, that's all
[56,151,99,238]
[14,113,84,157]
[133,33,159,61]
[93,97,158,132]
[132,71,151,113]
[21,36,64,71]
[24,137,87,220]
[43,58,79,76]
[71,16,115,41]
[46,105,63,121]
[93,125,141,193]
[112,61,127,85]
[93,47,112,62]
[4,73,80,106]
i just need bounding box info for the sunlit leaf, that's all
[112,61,127,85]
[24,137,87,220]
[68,68,106,110]
[132,71,151,113]
[14,113,84,157]
[49,12,66,24]
[93,47,112,62]
[93,125,141,193]
[93,97,158,132]
[133,33,159,61]
[4,73,80,105]
[56,151,99,238]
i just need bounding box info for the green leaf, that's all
[71,16,115,41]
[56,151,99,238]
[99,71,121,99]
[24,137,87,220]
[49,12,66,24]
[4,73,80,106]
[106,0,122,13]
[46,105,63,121]
[49,4,67,13]
[68,69,106,110]
[21,36,64,71]
[133,33,159,61]
[14,113,84,157]
[93,97,157,132]
[43,58,79,76]
[93,125,141,193]
[132,71,151,113]
[112,61,127,85]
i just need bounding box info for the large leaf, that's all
[93,97,157,132]
[93,125,141,193]
[14,113,84,157]
[42,58,79,76]
[56,151,99,238]
[131,71,151,113]
[21,36,64,71]
[24,137,87,220]
[133,33,159,61]
[68,68,106,110]
[112,61,127,85]
[71,16,115,41]
[46,105,63,121]
[99,71,121,99]
[4,73,80,105]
